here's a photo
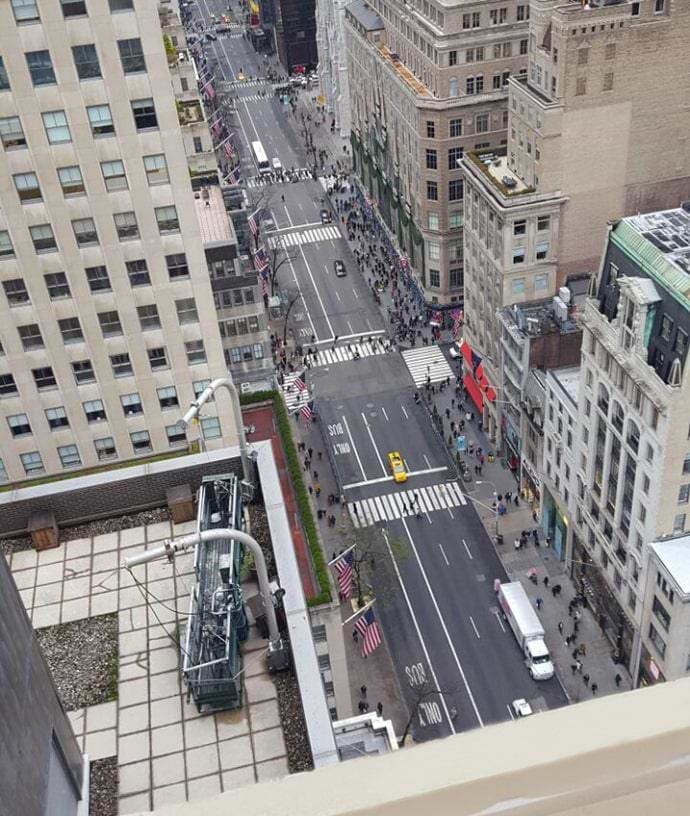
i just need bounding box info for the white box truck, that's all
[497,582,554,680]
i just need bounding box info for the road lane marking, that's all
[335,291,341,301]
[341,414,366,480]
[494,611,506,632]
[296,239,335,340]
[469,616,481,639]
[438,544,450,565]
[360,412,386,475]
[462,539,473,560]
[347,320,353,333]
[353,288,360,299]
[381,530,457,736]
[401,405,409,419]
[399,517,484,727]
[313,330,386,345]
[506,704,515,721]
[342,465,448,490]
[381,406,389,421]
[282,205,319,340]
[423,455,432,469]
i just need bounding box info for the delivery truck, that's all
[497,582,554,680]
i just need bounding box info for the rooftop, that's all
[465,150,533,198]
[499,286,586,341]
[649,533,690,596]
[195,185,236,246]
[377,45,431,98]
[549,365,581,408]
[345,0,384,32]
[333,713,397,761]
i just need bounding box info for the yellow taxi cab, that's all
[387,451,408,483]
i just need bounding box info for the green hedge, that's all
[241,390,332,606]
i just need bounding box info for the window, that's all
[72,218,98,246]
[576,77,587,96]
[155,205,180,234]
[166,253,189,279]
[193,379,211,398]
[118,38,146,73]
[3,278,29,305]
[143,154,169,185]
[8,413,31,437]
[95,437,116,460]
[253,343,264,360]
[648,623,666,659]
[166,423,186,447]
[98,310,123,337]
[429,269,440,288]
[26,51,56,86]
[0,116,27,148]
[449,118,462,137]
[185,339,206,364]
[537,215,550,231]
[466,76,475,95]
[18,323,43,350]
[130,430,152,453]
[193,136,203,154]
[45,406,68,430]
[654,0,665,12]
[61,0,87,15]
[673,512,686,532]
[110,352,133,377]
[602,72,614,92]
[58,317,83,344]
[520,38,528,56]
[0,374,18,396]
[536,242,549,260]
[87,104,114,137]
[33,366,57,390]
[21,452,44,475]
[448,147,463,170]
[175,298,198,325]
[121,393,143,416]
[85,265,111,292]
[660,313,674,342]
[448,78,458,97]
[14,172,41,203]
[631,1,640,14]
[84,399,106,422]
[201,416,222,439]
[71,360,95,384]
[101,160,127,191]
[682,454,690,475]
[426,181,438,201]
[57,165,84,196]
[29,224,57,253]
[678,484,690,504]
[148,347,168,370]
[72,44,101,79]
[137,304,161,331]
[0,230,14,258]
[449,179,463,201]
[513,219,526,236]
[448,50,457,67]
[45,272,71,299]
[675,329,688,356]
[428,212,439,231]
[511,278,525,295]
[109,0,133,10]
[131,98,157,130]
[428,241,440,261]
[12,0,40,23]
[517,3,527,20]
[535,273,549,291]
[114,211,139,240]
[157,386,179,409]
[57,444,81,469]
[0,58,8,91]
[425,149,437,170]
[426,120,435,138]
[512,247,525,264]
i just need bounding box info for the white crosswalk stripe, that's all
[267,225,340,248]
[401,346,455,388]
[347,482,467,528]
[301,340,393,369]
[281,373,310,413]
[247,168,313,188]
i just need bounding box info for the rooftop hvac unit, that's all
[552,296,568,323]
[558,286,571,305]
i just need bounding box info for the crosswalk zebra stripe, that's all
[373,496,386,521]
[424,486,442,511]
[368,500,380,523]
[345,482,468,528]
[401,346,455,388]
[361,501,375,526]
[447,481,467,505]
[381,494,398,520]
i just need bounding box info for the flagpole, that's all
[214,133,234,152]
[327,542,356,567]
[342,598,376,627]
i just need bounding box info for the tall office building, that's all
[461,0,690,443]
[315,0,352,136]
[344,0,531,305]
[0,0,238,484]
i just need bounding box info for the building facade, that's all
[0,0,238,484]
[315,0,352,136]
[572,208,690,670]
[462,0,690,443]
[272,0,319,73]
[344,0,531,305]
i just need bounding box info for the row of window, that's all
[8,0,133,26]
[0,99,159,156]
[425,146,465,171]
[0,204,180,258]
[0,257,189,309]
[219,315,262,338]
[0,38,145,93]
[225,343,265,365]
[460,39,529,65]
[426,179,464,203]
[213,287,257,310]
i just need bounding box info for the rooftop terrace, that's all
[195,185,236,247]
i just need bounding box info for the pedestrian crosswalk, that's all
[237,93,275,102]
[281,373,311,413]
[267,225,340,248]
[247,168,314,188]
[347,482,467,528]
[310,339,392,367]
[401,346,455,388]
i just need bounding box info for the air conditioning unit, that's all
[240,381,251,394]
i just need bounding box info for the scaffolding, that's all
[182,473,249,712]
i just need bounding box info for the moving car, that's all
[205,31,217,41]
[320,209,332,224]
[333,260,346,277]
[387,451,407,483]
[449,344,461,359]
[272,157,283,173]
[512,699,533,718]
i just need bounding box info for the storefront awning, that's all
[459,339,496,404]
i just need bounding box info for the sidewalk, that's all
[420,376,633,702]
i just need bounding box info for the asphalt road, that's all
[192,0,568,741]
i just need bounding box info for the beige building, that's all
[344,0,531,305]
[0,0,239,484]
[461,0,690,442]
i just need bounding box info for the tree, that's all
[269,245,297,296]
[282,290,303,347]
[398,679,459,747]
[247,187,275,250]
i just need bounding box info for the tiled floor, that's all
[9,520,289,813]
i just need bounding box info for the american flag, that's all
[248,208,260,237]
[203,83,216,101]
[354,607,382,657]
[226,165,241,185]
[260,275,268,297]
[333,550,354,598]
[253,247,269,273]
[451,308,464,339]
[300,400,314,422]
[223,141,234,159]
[211,120,222,137]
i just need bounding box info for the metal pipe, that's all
[124,529,281,646]
[179,377,252,485]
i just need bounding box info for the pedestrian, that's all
[583,673,590,687]
[565,634,572,647]
[358,700,366,714]
[308,485,313,495]
[307,447,313,459]
[543,575,549,589]
[579,642,586,656]
[572,648,579,661]
[575,659,583,674]
[352,629,358,643]
[558,621,564,635]
[360,685,367,699]
[571,663,578,675]
[313,470,319,481]
[591,682,598,695]
[535,597,543,611]
[377,701,383,717]
[315,484,321,498]
[614,673,622,688]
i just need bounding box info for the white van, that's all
[272,157,283,173]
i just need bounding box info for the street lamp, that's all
[179,378,253,488]
[475,480,499,538]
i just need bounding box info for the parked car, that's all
[320,209,332,224]
[205,31,217,41]
[333,260,347,277]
